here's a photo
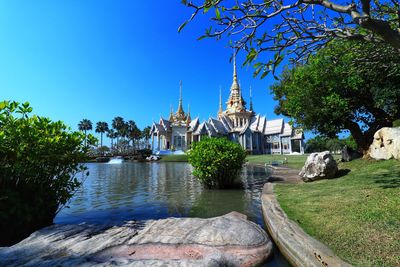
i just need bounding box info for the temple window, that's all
[283,144,288,150]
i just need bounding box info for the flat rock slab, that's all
[0,212,272,267]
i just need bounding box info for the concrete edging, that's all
[262,183,352,267]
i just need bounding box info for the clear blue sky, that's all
[0,1,311,142]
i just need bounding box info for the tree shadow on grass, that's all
[373,172,400,189]
[335,169,351,178]
[267,176,285,183]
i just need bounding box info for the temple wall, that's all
[171,126,188,150]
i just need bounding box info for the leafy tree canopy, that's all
[271,40,400,152]
[182,0,400,77]
[305,135,357,153]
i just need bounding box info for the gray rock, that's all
[368,127,400,160]
[146,155,160,161]
[299,151,338,182]
[0,212,272,267]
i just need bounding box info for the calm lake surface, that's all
[55,162,290,266]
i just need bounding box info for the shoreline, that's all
[261,165,351,267]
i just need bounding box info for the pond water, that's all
[55,162,290,266]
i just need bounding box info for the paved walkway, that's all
[248,163,302,184]
[267,165,302,184]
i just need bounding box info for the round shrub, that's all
[0,101,89,245]
[188,137,246,189]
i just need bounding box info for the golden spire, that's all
[249,86,253,112]
[218,86,223,116]
[229,52,240,98]
[186,104,191,124]
[233,52,237,78]
[177,80,183,112]
[169,104,174,121]
[175,80,185,120]
[226,51,245,112]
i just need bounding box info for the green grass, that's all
[159,153,341,170]
[275,159,400,266]
[246,154,310,169]
[159,154,189,162]
[160,153,310,167]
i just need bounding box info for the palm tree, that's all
[142,126,151,149]
[78,119,92,147]
[119,122,129,153]
[112,116,125,149]
[106,129,116,151]
[95,121,109,148]
[127,120,141,151]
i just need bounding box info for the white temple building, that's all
[150,57,304,155]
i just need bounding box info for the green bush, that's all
[188,137,246,189]
[0,101,89,246]
[393,119,400,127]
[138,148,152,158]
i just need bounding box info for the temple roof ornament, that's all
[226,52,246,113]
[176,81,185,115]
[170,80,188,125]
[186,104,191,125]
[249,86,254,112]
[218,86,223,117]
[169,105,174,121]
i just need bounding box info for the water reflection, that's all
[56,162,270,226]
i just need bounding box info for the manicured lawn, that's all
[275,159,400,266]
[246,154,309,169]
[159,154,189,162]
[161,153,310,167]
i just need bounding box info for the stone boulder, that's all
[0,212,272,267]
[368,127,400,160]
[299,151,338,182]
[146,155,160,161]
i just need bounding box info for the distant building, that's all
[150,56,304,154]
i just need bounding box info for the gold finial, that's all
[233,50,237,80]
[186,103,191,124]
[176,80,185,117]
[249,86,254,112]
[179,80,182,106]
[218,86,223,115]
[169,104,174,121]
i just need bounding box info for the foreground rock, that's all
[0,212,272,267]
[369,127,400,160]
[299,151,338,182]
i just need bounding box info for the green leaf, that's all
[260,70,270,79]
[178,21,188,33]
[215,7,221,19]
[0,101,8,110]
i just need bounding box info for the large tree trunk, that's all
[345,118,393,155]
[84,130,87,147]
[345,121,370,154]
